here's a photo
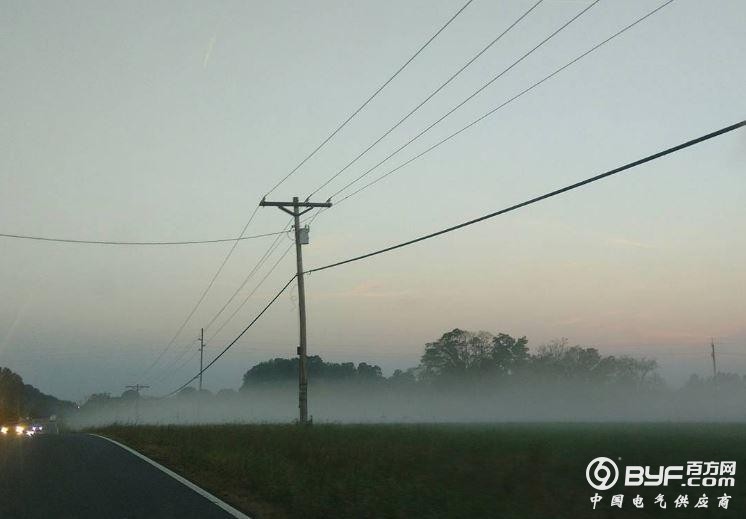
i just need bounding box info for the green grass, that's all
[93,423,745,519]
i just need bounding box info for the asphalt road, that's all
[0,433,242,519]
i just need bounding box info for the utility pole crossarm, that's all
[259,199,332,209]
[125,384,150,394]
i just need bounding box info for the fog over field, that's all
[69,378,746,429]
[68,331,746,428]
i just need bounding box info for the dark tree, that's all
[419,329,527,382]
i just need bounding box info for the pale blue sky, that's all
[1,0,744,400]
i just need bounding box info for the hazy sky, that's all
[1,0,744,400]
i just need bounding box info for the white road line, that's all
[90,434,251,519]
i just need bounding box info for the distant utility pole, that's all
[260,196,332,424]
[199,327,205,392]
[125,384,150,423]
[125,384,150,396]
[710,338,718,380]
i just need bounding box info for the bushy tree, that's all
[491,333,529,374]
[529,338,659,389]
[357,362,383,380]
[419,329,528,382]
[0,367,76,420]
[0,367,24,422]
[242,356,384,388]
[388,368,418,387]
[419,329,493,380]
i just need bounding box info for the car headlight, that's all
[0,426,7,435]
[15,425,25,435]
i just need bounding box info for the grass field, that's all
[93,423,745,519]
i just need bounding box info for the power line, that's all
[305,121,745,274]
[202,210,326,348]
[147,339,199,385]
[202,222,293,332]
[151,212,300,385]
[0,229,287,246]
[265,0,476,198]
[160,214,320,389]
[165,275,297,397]
[300,0,617,223]
[332,0,675,206]
[149,334,205,387]
[151,240,294,387]
[306,0,546,200]
[144,220,293,387]
[206,242,294,344]
[323,0,601,202]
[140,204,264,378]
[151,346,200,388]
[298,0,673,224]
[145,2,472,378]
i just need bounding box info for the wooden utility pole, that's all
[199,327,205,392]
[259,196,331,424]
[125,384,150,423]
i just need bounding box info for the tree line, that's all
[0,366,76,422]
[241,329,662,391]
[68,329,745,424]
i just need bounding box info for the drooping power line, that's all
[161,213,323,390]
[0,230,286,246]
[206,242,294,345]
[150,240,295,389]
[306,121,745,274]
[165,275,298,397]
[203,222,293,332]
[140,204,264,378]
[205,208,327,345]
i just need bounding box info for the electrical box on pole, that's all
[299,226,310,245]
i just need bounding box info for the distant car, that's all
[29,419,58,435]
[0,420,34,438]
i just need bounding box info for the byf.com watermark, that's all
[585,457,735,510]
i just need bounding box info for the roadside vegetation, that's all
[94,423,745,519]
[0,366,76,423]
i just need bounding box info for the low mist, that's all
[68,378,746,430]
[67,330,746,428]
